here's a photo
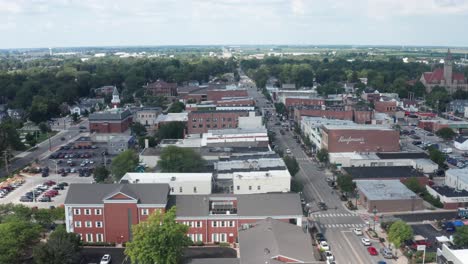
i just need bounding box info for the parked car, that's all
[361,238,371,246]
[380,247,393,259]
[367,246,378,255]
[319,241,330,251]
[324,251,334,261]
[318,202,328,210]
[315,233,326,242]
[100,254,112,264]
[20,196,33,202]
[410,240,432,250]
[39,196,51,202]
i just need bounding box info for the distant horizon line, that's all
[1,44,468,51]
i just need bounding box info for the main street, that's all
[244,75,394,264]
[1,119,88,178]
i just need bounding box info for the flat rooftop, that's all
[121,173,213,184]
[431,186,468,197]
[323,124,394,131]
[140,146,271,157]
[342,166,424,179]
[376,152,429,159]
[356,180,419,200]
[446,168,468,186]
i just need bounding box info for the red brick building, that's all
[294,108,373,124]
[285,98,325,108]
[64,184,302,244]
[188,110,250,134]
[216,98,255,107]
[321,125,400,153]
[64,184,169,244]
[144,79,178,97]
[207,90,248,102]
[178,86,248,104]
[374,101,397,114]
[89,109,133,134]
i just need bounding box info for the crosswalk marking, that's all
[312,213,358,218]
[318,223,367,229]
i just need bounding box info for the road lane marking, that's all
[341,231,366,264]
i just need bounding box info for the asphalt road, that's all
[1,120,88,178]
[245,75,394,264]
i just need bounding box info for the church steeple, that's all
[444,48,453,85]
[111,86,120,108]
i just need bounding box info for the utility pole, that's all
[3,150,9,175]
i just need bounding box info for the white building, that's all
[135,108,161,128]
[232,170,290,194]
[154,112,188,126]
[454,136,468,151]
[445,168,468,190]
[238,111,263,129]
[276,90,318,104]
[437,243,468,264]
[201,128,268,147]
[300,117,355,150]
[120,173,212,195]
[329,152,438,173]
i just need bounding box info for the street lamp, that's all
[372,206,378,231]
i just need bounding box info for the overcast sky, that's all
[1,0,468,49]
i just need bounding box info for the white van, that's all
[442,148,453,154]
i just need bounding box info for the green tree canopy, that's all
[167,101,186,113]
[316,148,329,163]
[158,146,206,172]
[336,175,356,194]
[0,220,42,264]
[428,147,446,167]
[283,156,299,176]
[33,226,82,264]
[125,207,191,264]
[110,150,139,181]
[436,127,456,140]
[94,165,110,183]
[453,226,468,247]
[388,220,413,248]
[157,122,186,140]
[130,123,147,137]
[274,103,287,116]
[404,177,424,194]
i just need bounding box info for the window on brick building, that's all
[212,221,218,227]
[212,233,219,242]
[86,233,93,242]
[220,233,227,242]
[85,221,92,228]
[95,209,102,215]
[229,221,235,227]
[84,209,91,215]
[95,221,103,228]
[227,118,232,122]
[196,221,202,228]
[198,124,203,128]
[96,233,104,242]
[196,234,203,242]
[74,221,82,228]
[213,118,218,122]
[73,209,81,215]
[220,221,226,227]
[141,209,149,215]
[213,124,218,128]
[192,119,197,122]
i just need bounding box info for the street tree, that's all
[71,113,79,123]
[283,156,299,176]
[404,177,424,194]
[316,148,329,163]
[428,147,446,167]
[336,175,356,194]
[158,146,206,172]
[94,165,110,183]
[167,101,186,113]
[436,127,456,140]
[125,207,191,264]
[157,122,185,140]
[453,226,468,247]
[130,123,147,137]
[274,103,287,116]
[33,226,82,264]
[388,220,413,248]
[110,150,139,181]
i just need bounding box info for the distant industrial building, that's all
[356,180,424,213]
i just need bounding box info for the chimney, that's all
[145,139,149,149]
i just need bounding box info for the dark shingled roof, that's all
[455,136,468,144]
[65,183,170,205]
[376,152,429,159]
[175,193,302,218]
[342,166,424,179]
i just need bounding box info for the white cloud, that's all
[367,0,468,17]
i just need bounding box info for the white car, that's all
[361,238,371,246]
[324,251,334,261]
[353,228,363,236]
[319,241,330,251]
[100,254,111,264]
[286,149,292,154]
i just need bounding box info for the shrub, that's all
[82,242,116,247]
[219,242,230,247]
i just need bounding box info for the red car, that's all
[411,240,432,250]
[44,180,56,186]
[43,193,55,198]
[367,246,378,256]
[46,190,59,195]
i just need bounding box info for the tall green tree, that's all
[33,226,82,264]
[157,122,185,140]
[388,220,413,248]
[158,146,206,172]
[436,127,456,140]
[125,207,191,264]
[316,148,329,163]
[110,150,139,181]
[130,123,147,137]
[428,147,446,167]
[94,165,110,183]
[167,102,186,113]
[283,156,299,176]
[274,103,287,116]
[336,175,356,194]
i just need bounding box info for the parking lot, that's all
[0,173,93,208]
[41,141,112,178]
[410,224,451,252]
